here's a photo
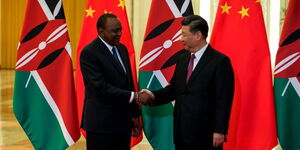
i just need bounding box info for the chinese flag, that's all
[75,0,141,147]
[210,0,277,150]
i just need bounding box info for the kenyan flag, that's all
[13,0,80,149]
[274,0,300,149]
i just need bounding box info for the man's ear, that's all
[195,31,202,40]
[98,28,104,36]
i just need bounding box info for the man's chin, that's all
[110,42,119,46]
[113,40,120,45]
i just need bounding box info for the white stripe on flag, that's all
[153,70,175,106]
[65,42,72,57]
[38,0,55,20]
[290,77,300,98]
[53,0,62,17]
[180,0,191,14]
[153,70,169,87]
[166,0,182,18]
[31,71,74,146]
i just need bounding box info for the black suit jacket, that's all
[80,37,140,134]
[153,45,234,149]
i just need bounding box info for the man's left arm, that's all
[213,57,234,143]
[131,104,141,138]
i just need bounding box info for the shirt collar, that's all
[193,44,208,60]
[98,36,114,52]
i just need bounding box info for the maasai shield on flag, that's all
[75,0,141,147]
[274,0,300,149]
[210,0,277,150]
[139,0,193,149]
[13,0,80,149]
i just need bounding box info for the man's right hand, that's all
[213,132,225,148]
[137,89,154,105]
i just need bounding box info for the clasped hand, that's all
[135,89,154,105]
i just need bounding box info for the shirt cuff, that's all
[129,92,134,103]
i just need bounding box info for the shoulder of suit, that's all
[82,38,104,52]
[179,49,190,58]
[175,49,189,62]
[207,45,230,60]
[116,43,129,55]
[117,43,127,49]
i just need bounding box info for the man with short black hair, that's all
[140,15,234,150]
[80,13,141,150]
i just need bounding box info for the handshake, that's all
[134,89,155,105]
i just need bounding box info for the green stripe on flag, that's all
[13,71,68,150]
[139,71,175,150]
[142,112,174,150]
[275,77,300,150]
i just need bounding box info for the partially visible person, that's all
[80,13,141,150]
[139,15,234,150]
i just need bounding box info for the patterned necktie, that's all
[186,54,195,83]
[111,47,125,73]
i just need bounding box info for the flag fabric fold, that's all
[14,0,80,149]
[274,0,300,149]
[75,0,141,147]
[138,0,193,149]
[210,0,277,150]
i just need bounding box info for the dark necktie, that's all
[186,54,195,83]
[111,47,125,73]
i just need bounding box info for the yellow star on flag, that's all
[238,6,249,19]
[85,6,96,18]
[117,0,126,10]
[104,10,112,14]
[220,2,232,14]
[256,0,261,3]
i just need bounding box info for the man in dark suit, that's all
[80,14,141,150]
[139,15,234,150]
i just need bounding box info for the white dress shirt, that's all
[191,44,208,70]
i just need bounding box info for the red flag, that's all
[75,0,141,147]
[274,0,300,149]
[14,0,80,149]
[275,0,300,79]
[210,1,277,150]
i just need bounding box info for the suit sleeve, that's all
[152,85,176,105]
[152,65,178,105]
[80,49,132,105]
[214,56,234,134]
[121,45,141,117]
[130,102,141,117]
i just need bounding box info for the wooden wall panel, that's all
[1,0,26,69]
[63,0,87,68]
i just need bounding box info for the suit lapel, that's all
[116,45,130,74]
[177,52,190,88]
[116,45,134,86]
[186,46,213,87]
[96,38,127,76]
